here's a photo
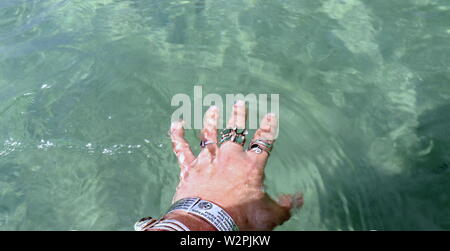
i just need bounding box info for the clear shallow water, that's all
[1,0,450,230]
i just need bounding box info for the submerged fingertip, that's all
[171,120,184,130]
[234,100,245,106]
[266,113,277,120]
[292,193,304,208]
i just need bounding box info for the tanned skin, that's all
[161,100,303,231]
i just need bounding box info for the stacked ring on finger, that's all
[200,140,216,148]
[219,127,248,146]
[247,139,273,155]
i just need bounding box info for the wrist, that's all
[168,197,240,231]
[163,210,217,231]
[135,197,242,231]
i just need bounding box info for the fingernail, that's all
[266,113,277,120]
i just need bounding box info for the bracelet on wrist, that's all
[135,197,239,231]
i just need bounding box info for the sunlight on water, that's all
[0,0,450,230]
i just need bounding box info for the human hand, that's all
[167,100,303,231]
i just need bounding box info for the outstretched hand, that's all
[169,100,303,231]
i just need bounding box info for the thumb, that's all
[277,193,304,210]
[274,193,304,226]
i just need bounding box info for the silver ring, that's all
[219,127,248,146]
[247,139,273,155]
[200,140,216,148]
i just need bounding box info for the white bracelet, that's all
[166,197,239,231]
[134,218,191,231]
[155,219,191,231]
[134,217,158,231]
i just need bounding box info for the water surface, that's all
[1,0,450,230]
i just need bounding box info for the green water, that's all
[1,0,450,231]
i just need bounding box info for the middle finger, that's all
[220,100,247,151]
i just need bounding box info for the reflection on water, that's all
[0,0,450,230]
